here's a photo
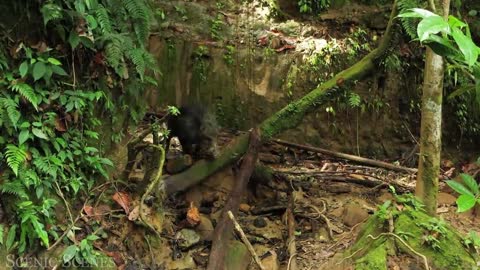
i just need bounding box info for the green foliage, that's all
[463,231,480,252]
[63,234,102,266]
[210,14,224,41]
[4,144,27,176]
[298,0,330,14]
[397,0,425,40]
[223,45,236,65]
[193,46,209,82]
[398,9,480,105]
[0,0,157,259]
[446,173,480,212]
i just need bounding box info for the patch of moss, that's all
[355,243,388,270]
[394,210,477,270]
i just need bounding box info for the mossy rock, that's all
[346,198,478,270]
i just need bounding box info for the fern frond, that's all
[105,38,124,74]
[40,3,64,26]
[19,169,41,188]
[5,144,27,176]
[0,180,28,199]
[0,97,21,129]
[95,5,113,34]
[398,0,425,40]
[33,157,57,179]
[122,0,151,44]
[127,48,145,80]
[9,83,39,111]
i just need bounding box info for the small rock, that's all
[197,215,214,241]
[343,202,369,227]
[438,192,457,205]
[253,217,267,228]
[175,229,200,250]
[239,203,251,213]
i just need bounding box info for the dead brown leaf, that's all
[113,192,131,214]
[186,202,200,226]
[55,116,67,132]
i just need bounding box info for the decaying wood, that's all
[122,126,152,180]
[286,194,298,270]
[207,128,262,270]
[227,211,266,270]
[273,139,417,174]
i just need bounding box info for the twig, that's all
[48,199,89,250]
[54,181,74,227]
[286,194,298,270]
[227,211,266,270]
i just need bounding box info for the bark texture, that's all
[415,0,449,216]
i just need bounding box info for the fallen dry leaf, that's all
[83,205,94,216]
[113,192,131,214]
[128,205,140,221]
[105,251,125,267]
[186,202,200,226]
[55,116,67,132]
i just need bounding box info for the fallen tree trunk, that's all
[163,1,399,195]
[273,139,417,173]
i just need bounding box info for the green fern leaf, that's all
[0,181,28,199]
[122,0,151,43]
[0,97,20,129]
[9,83,39,111]
[127,48,145,80]
[5,144,27,176]
[104,37,124,72]
[398,0,425,40]
[40,3,64,25]
[95,5,113,34]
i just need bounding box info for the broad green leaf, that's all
[457,194,477,212]
[33,62,46,81]
[418,15,450,42]
[32,128,48,140]
[19,129,30,145]
[411,8,436,18]
[446,180,474,196]
[460,173,479,194]
[47,57,62,65]
[397,12,423,19]
[100,158,114,166]
[6,224,17,251]
[68,31,80,49]
[0,224,4,246]
[51,65,68,76]
[87,234,100,241]
[19,121,30,128]
[44,67,53,83]
[63,245,79,263]
[448,16,467,28]
[451,27,479,66]
[19,61,29,78]
[426,35,462,59]
[79,36,95,49]
[86,15,98,29]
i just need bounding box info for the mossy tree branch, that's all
[164,0,399,195]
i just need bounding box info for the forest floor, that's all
[90,124,480,270]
